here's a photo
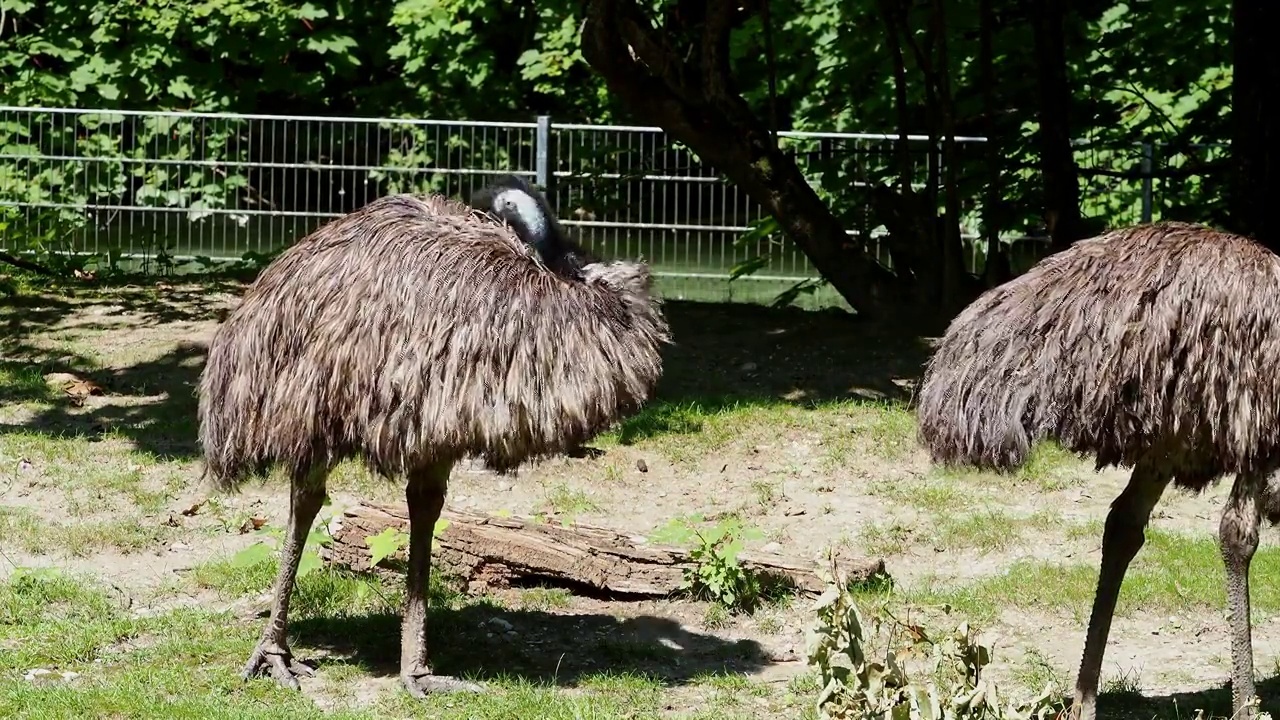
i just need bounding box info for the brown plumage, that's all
[916,221,1280,720]
[197,186,670,696]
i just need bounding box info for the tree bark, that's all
[579,0,894,317]
[979,0,1011,286]
[1231,0,1280,249]
[1030,0,1086,253]
[324,503,889,597]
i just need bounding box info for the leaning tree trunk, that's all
[580,0,895,318]
[1031,0,1086,253]
[1231,0,1280,249]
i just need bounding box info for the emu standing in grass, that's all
[197,178,670,696]
[916,222,1280,720]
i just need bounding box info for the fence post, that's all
[535,115,552,191]
[1140,141,1154,223]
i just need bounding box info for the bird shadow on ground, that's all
[1,278,937,459]
[292,604,771,686]
[1092,675,1280,720]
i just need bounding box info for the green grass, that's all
[0,509,171,558]
[0,361,56,404]
[541,482,601,520]
[599,396,921,468]
[908,526,1280,622]
[0,566,780,719]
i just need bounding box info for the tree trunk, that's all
[1231,0,1280,249]
[324,503,889,597]
[1030,0,1085,253]
[931,0,966,316]
[979,0,1011,286]
[580,0,895,318]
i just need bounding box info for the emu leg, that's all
[1221,472,1262,718]
[400,460,483,697]
[1070,460,1170,720]
[242,468,327,689]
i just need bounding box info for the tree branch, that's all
[0,251,55,277]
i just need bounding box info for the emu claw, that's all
[401,672,485,698]
[242,643,315,691]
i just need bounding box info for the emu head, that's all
[470,175,577,271]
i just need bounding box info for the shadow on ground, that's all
[1,283,227,459]
[292,604,770,686]
[654,300,932,406]
[1089,674,1280,719]
[2,279,936,460]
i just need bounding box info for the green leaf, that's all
[230,541,273,568]
[297,549,323,578]
[365,527,409,567]
[168,77,195,99]
[433,518,451,537]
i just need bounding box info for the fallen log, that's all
[323,502,888,597]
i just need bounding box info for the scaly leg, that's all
[242,467,328,689]
[399,460,483,697]
[1070,459,1170,720]
[1221,472,1262,719]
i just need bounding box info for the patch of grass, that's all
[931,509,1062,554]
[1012,647,1067,694]
[702,602,731,629]
[56,517,171,557]
[852,402,917,459]
[543,482,601,520]
[519,587,573,612]
[0,512,169,558]
[0,506,44,554]
[2,569,684,719]
[868,474,976,515]
[749,478,781,510]
[191,553,418,622]
[820,400,919,469]
[1101,667,1143,696]
[1017,441,1087,491]
[913,526,1280,622]
[0,361,55,404]
[857,520,917,556]
[603,398,820,463]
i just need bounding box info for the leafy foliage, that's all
[0,0,1239,304]
[806,557,1060,720]
[651,514,770,611]
[362,518,451,569]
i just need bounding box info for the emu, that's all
[197,178,670,696]
[916,222,1280,720]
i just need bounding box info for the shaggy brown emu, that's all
[197,181,670,696]
[916,221,1280,720]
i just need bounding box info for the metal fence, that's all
[0,106,1227,309]
[0,106,993,308]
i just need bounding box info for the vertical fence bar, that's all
[535,115,552,191]
[1140,141,1154,223]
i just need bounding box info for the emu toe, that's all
[401,672,485,697]
[242,642,315,691]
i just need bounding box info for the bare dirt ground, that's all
[3,280,1280,718]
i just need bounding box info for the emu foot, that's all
[242,641,315,690]
[401,672,484,698]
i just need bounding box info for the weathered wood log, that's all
[323,501,888,597]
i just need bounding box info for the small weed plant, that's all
[806,556,1060,720]
[652,514,768,612]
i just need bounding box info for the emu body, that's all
[198,188,669,696]
[916,221,1280,720]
